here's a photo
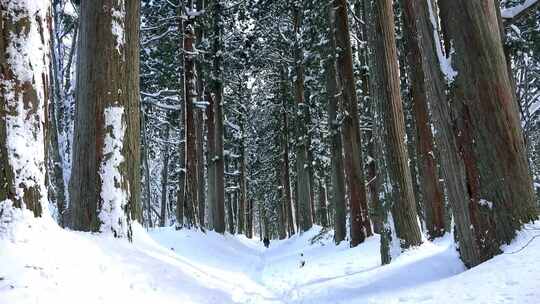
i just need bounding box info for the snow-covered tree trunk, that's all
[70,0,139,239]
[0,0,51,223]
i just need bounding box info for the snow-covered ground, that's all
[1,214,540,304]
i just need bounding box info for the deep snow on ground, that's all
[1,214,540,304]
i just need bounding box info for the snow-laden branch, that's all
[501,0,539,21]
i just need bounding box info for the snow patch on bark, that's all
[99,106,130,238]
[1,0,50,212]
[426,0,458,83]
[111,1,126,55]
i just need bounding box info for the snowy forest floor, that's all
[1,215,540,304]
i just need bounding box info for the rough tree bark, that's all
[325,5,347,244]
[211,0,226,234]
[0,1,51,221]
[401,0,446,239]
[334,0,371,246]
[371,0,422,251]
[70,0,139,239]
[280,66,296,237]
[206,90,216,230]
[141,110,153,227]
[439,0,538,267]
[182,7,199,229]
[237,112,247,235]
[408,0,476,265]
[159,124,170,227]
[292,6,313,233]
[195,0,206,228]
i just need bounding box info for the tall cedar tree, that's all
[371,0,422,253]
[182,5,200,229]
[292,5,313,233]
[70,0,140,239]
[0,1,51,219]
[325,5,347,244]
[439,0,538,267]
[333,0,372,246]
[211,0,226,234]
[400,0,445,239]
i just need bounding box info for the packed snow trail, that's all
[1,215,540,304]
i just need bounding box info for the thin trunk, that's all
[212,1,226,234]
[206,90,216,230]
[182,7,199,229]
[226,191,234,234]
[318,178,329,228]
[246,198,254,238]
[48,9,67,226]
[326,5,347,244]
[292,6,313,233]
[280,67,295,236]
[159,125,171,227]
[141,110,153,227]
[238,125,247,235]
[195,0,206,228]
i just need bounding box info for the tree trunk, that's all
[408,0,476,265]
[318,178,329,228]
[238,123,247,235]
[326,5,347,244]
[334,0,371,247]
[371,0,422,250]
[280,67,296,237]
[206,90,216,230]
[0,1,50,220]
[141,110,153,227]
[195,0,206,228]
[48,8,67,227]
[246,198,253,238]
[70,0,138,239]
[182,8,199,229]
[292,6,313,233]
[356,0,382,235]
[159,124,170,227]
[226,191,234,234]
[401,0,446,239]
[439,0,537,267]
[212,1,226,234]
[125,0,142,223]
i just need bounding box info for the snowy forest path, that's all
[3,222,540,304]
[146,226,464,303]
